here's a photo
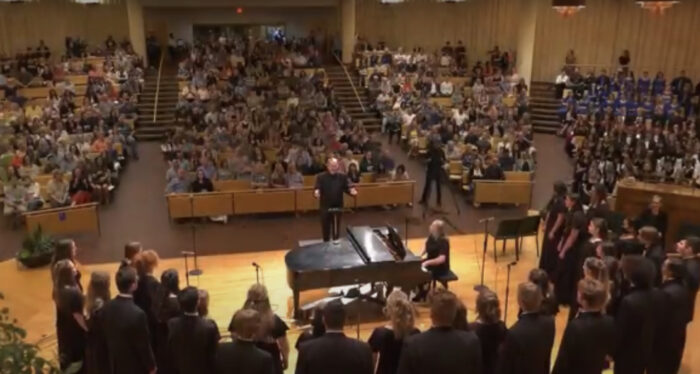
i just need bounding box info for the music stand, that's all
[188,194,203,277]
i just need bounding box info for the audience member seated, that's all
[556,62,700,194]
[0,40,142,222]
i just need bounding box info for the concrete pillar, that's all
[341,0,356,64]
[126,0,147,62]
[515,0,537,86]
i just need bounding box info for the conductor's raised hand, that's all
[314,189,320,198]
[350,187,358,196]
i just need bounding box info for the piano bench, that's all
[431,270,459,290]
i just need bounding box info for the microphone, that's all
[252,262,261,268]
[507,261,518,267]
[478,217,495,223]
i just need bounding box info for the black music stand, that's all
[474,217,494,292]
[491,218,522,262]
[188,194,203,277]
[503,261,517,325]
[327,207,344,245]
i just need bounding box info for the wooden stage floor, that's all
[2,234,698,373]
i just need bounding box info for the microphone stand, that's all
[474,217,494,292]
[252,263,261,284]
[503,261,517,325]
[181,251,194,286]
[189,194,203,277]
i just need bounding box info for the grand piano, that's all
[286,225,431,319]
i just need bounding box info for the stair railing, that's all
[152,51,165,123]
[332,53,365,113]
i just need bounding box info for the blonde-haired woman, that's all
[243,284,290,374]
[469,289,506,374]
[85,271,110,374]
[368,289,419,374]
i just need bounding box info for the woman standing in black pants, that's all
[540,182,568,276]
[554,193,587,306]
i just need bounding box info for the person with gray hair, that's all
[496,282,555,374]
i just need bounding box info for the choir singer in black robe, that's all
[295,299,372,374]
[552,278,615,374]
[614,256,655,374]
[167,286,220,374]
[102,266,156,374]
[398,289,482,374]
[648,258,691,374]
[497,282,555,374]
[314,157,357,242]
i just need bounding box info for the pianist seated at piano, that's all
[415,220,451,301]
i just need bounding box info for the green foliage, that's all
[18,226,55,260]
[0,292,59,373]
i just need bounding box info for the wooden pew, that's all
[233,189,296,214]
[473,180,533,207]
[213,179,252,191]
[24,202,100,236]
[65,75,88,85]
[354,181,414,207]
[303,175,317,187]
[164,181,416,218]
[166,192,234,220]
[504,171,533,182]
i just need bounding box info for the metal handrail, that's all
[333,53,366,113]
[152,51,166,123]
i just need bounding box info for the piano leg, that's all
[293,288,301,320]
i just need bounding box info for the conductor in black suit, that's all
[314,157,357,242]
[552,278,616,374]
[613,255,656,374]
[419,140,445,207]
[167,286,220,374]
[102,266,156,374]
[398,289,483,374]
[295,299,372,374]
[215,309,274,374]
[497,282,555,374]
[648,258,691,374]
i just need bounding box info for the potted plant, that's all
[0,293,59,373]
[17,226,55,269]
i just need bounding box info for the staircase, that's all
[135,67,178,141]
[325,65,382,131]
[530,81,560,135]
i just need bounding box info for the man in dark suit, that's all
[483,155,505,180]
[497,282,555,374]
[648,258,691,374]
[614,255,656,374]
[167,286,220,374]
[398,289,482,374]
[102,266,156,374]
[419,140,446,207]
[296,300,372,374]
[635,195,668,239]
[677,236,700,321]
[552,279,616,374]
[215,309,274,374]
